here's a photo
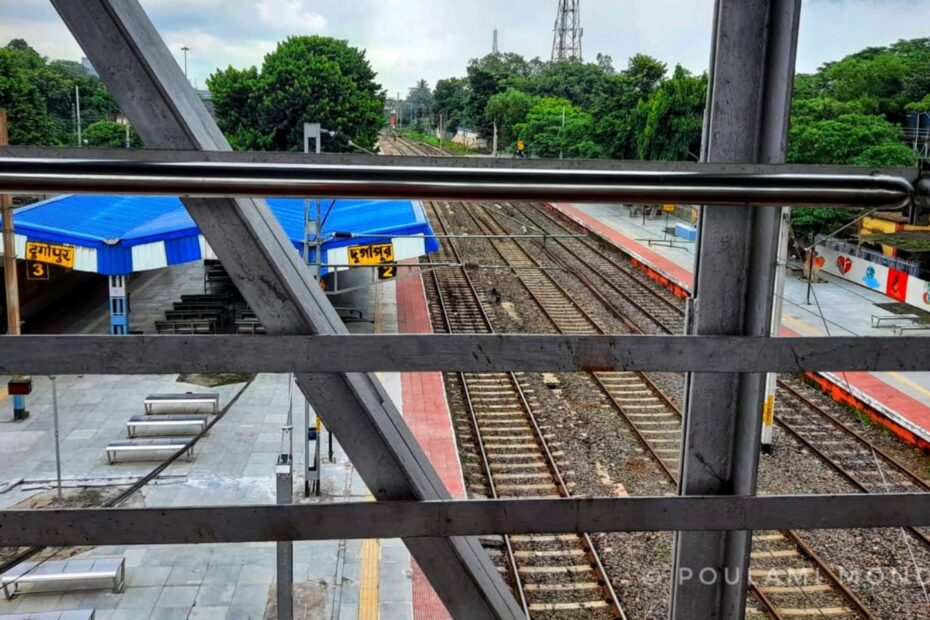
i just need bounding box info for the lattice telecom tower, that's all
[551,0,583,62]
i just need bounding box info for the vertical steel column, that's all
[50,2,521,617]
[671,1,802,618]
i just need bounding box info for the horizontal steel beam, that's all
[2,494,930,547]
[0,156,913,208]
[1,145,920,181]
[1,335,929,374]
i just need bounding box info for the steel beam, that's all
[2,494,930,547]
[0,155,913,208]
[672,1,803,618]
[48,1,521,617]
[1,334,930,375]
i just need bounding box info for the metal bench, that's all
[235,319,266,335]
[106,438,194,463]
[154,319,216,334]
[144,392,220,414]
[181,293,232,304]
[164,309,224,322]
[871,314,920,328]
[1,556,124,599]
[127,414,209,438]
[894,324,930,336]
[0,611,95,619]
[172,301,226,311]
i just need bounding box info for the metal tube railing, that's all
[0,157,915,208]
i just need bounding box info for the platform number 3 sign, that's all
[26,261,49,280]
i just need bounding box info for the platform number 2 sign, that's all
[378,265,396,280]
[26,261,49,280]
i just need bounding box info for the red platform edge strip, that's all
[396,262,461,620]
[547,202,930,452]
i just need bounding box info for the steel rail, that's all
[427,198,627,619]
[421,223,531,618]
[482,203,876,619]
[0,156,913,208]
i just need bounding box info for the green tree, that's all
[407,79,433,130]
[517,60,612,110]
[83,120,140,148]
[634,65,706,161]
[591,54,668,159]
[0,38,120,146]
[787,113,915,165]
[485,88,538,147]
[788,113,916,234]
[208,65,264,149]
[208,36,386,152]
[0,48,53,144]
[515,97,604,159]
[465,52,531,135]
[433,77,468,134]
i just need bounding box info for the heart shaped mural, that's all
[836,256,853,274]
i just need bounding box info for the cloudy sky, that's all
[2,0,929,95]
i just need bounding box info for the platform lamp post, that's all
[180,46,190,81]
[276,387,293,620]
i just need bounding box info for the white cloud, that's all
[256,0,326,32]
[1,1,930,94]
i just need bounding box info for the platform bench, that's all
[154,319,216,334]
[894,324,930,336]
[106,439,194,463]
[871,314,920,328]
[0,611,95,619]
[235,319,266,335]
[1,556,124,599]
[144,392,219,414]
[127,414,208,438]
[181,293,232,304]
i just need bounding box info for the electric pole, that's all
[75,86,82,146]
[181,46,191,81]
[0,109,20,338]
[551,0,583,62]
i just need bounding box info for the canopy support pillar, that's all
[108,275,130,335]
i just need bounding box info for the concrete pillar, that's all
[108,275,130,335]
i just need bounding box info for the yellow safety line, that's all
[886,372,930,401]
[358,534,381,620]
[783,315,930,401]
[782,314,822,337]
[359,284,385,619]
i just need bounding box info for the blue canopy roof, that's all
[7,195,439,275]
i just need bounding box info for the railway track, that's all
[501,202,930,507]
[379,132,447,157]
[421,200,626,619]
[460,201,876,619]
[388,133,921,618]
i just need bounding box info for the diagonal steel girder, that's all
[49,1,522,617]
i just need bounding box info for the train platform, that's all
[0,258,469,619]
[550,202,930,449]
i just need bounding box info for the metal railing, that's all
[0,156,914,208]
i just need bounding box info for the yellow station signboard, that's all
[25,241,75,269]
[348,242,394,266]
